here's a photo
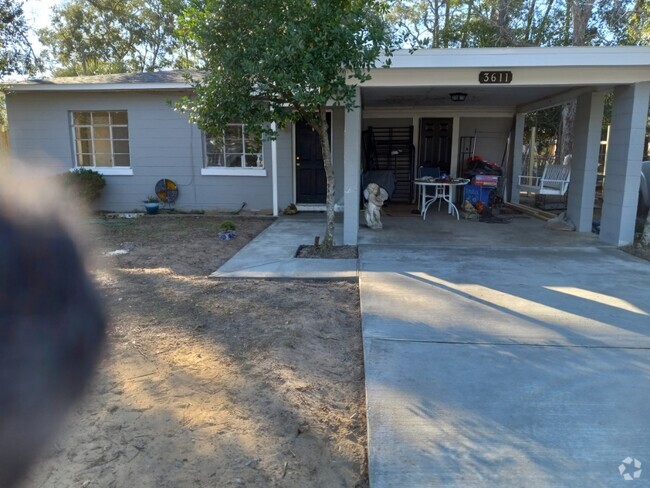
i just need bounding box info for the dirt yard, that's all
[23,215,367,488]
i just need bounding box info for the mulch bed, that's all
[295,245,358,259]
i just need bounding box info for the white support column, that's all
[343,87,362,245]
[566,91,605,232]
[510,113,525,204]
[600,82,650,246]
[450,116,460,178]
[271,122,279,217]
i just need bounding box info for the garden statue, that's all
[365,183,387,230]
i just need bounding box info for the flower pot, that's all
[144,203,159,215]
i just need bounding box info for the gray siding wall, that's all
[6,91,280,212]
[362,117,413,130]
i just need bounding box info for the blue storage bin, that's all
[463,185,495,207]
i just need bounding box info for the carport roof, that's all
[364,46,650,111]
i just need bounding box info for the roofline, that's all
[4,82,193,92]
[4,46,649,92]
[384,46,650,69]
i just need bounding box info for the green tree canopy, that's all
[389,0,650,50]
[178,0,394,247]
[39,0,195,76]
[0,0,38,78]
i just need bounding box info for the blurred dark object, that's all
[0,207,106,487]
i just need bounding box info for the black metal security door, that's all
[295,114,331,204]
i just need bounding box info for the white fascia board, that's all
[363,106,516,118]
[382,47,650,69]
[365,66,650,88]
[5,83,191,92]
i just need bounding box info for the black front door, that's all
[296,114,331,204]
[419,118,453,175]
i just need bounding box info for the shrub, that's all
[61,168,106,203]
[220,220,236,231]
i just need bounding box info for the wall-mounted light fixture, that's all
[449,92,468,102]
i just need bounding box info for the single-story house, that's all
[4,47,650,246]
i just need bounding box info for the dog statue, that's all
[364,183,388,230]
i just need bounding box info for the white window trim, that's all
[70,110,132,170]
[69,167,133,176]
[201,167,266,177]
[203,124,264,171]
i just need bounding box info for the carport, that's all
[341,46,650,246]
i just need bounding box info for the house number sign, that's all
[479,71,513,84]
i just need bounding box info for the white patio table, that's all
[414,178,470,220]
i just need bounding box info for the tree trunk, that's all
[571,0,594,46]
[315,106,335,249]
[642,208,650,246]
[433,0,440,48]
[559,100,576,163]
[444,0,450,48]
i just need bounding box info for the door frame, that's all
[292,110,334,210]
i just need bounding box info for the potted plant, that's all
[143,195,160,215]
[218,220,236,240]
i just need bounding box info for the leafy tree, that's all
[38,0,195,76]
[178,0,394,248]
[0,0,38,78]
[389,0,570,49]
[389,0,650,50]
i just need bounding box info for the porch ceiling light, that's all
[449,92,468,102]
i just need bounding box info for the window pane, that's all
[73,112,91,125]
[92,112,109,125]
[205,135,223,154]
[224,125,243,153]
[80,154,94,166]
[245,154,263,167]
[207,153,224,167]
[245,131,262,153]
[225,154,241,167]
[94,126,110,139]
[110,111,128,125]
[114,154,130,166]
[113,126,129,139]
[76,139,92,154]
[76,127,91,140]
[95,153,112,166]
[113,140,129,154]
[94,139,111,154]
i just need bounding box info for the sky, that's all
[23,0,62,30]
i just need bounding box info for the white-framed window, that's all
[204,124,263,169]
[71,111,131,168]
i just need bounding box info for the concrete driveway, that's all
[214,212,650,486]
[359,239,650,487]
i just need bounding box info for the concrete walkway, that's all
[211,215,357,279]
[214,212,650,486]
